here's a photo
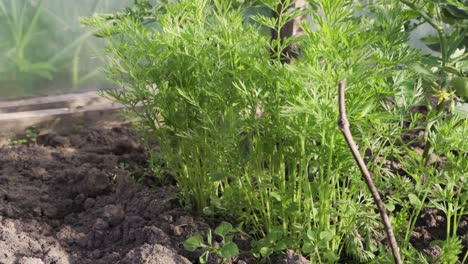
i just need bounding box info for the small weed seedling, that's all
[183,222,240,264]
[11,127,39,145]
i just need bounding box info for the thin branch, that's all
[337,80,402,264]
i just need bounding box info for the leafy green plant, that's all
[384,2,468,261]
[183,222,240,264]
[427,115,468,263]
[394,1,467,180]
[86,0,467,262]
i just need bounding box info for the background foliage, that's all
[0,0,132,99]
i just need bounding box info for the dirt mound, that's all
[0,125,210,264]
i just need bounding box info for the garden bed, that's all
[1,1,467,262]
[0,122,466,264]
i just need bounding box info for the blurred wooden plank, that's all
[0,91,114,113]
[0,102,129,135]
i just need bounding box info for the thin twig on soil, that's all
[337,79,402,264]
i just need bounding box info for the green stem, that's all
[462,251,468,264]
[399,0,448,64]
[434,6,449,65]
[405,191,429,243]
[18,0,45,59]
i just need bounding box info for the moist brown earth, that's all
[0,124,466,263]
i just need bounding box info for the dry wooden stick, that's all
[337,79,402,264]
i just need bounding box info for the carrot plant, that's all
[85,0,467,262]
[384,2,468,262]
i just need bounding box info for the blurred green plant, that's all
[0,0,131,99]
[11,126,39,145]
[0,0,54,95]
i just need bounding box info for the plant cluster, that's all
[86,0,467,262]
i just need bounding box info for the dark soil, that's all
[0,124,212,264]
[0,123,466,263]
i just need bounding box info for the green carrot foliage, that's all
[85,0,467,262]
